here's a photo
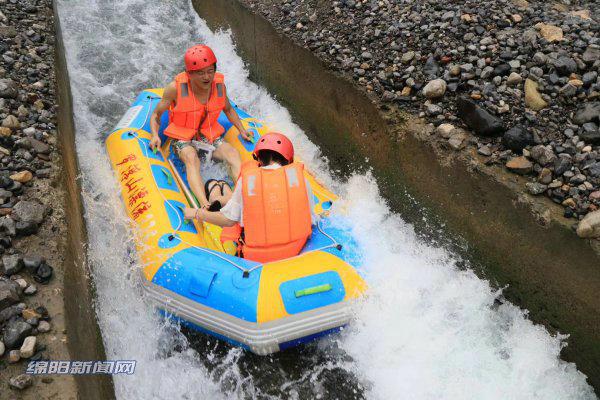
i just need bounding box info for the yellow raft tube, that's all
[105,89,367,354]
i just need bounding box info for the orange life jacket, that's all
[230,161,312,263]
[164,72,226,143]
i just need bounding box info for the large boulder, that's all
[502,126,532,152]
[11,200,46,228]
[457,97,505,136]
[577,210,600,238]
[0,279,21,312]
[3,320,32,349]
[1,254,23,276]
[530,145,557,166]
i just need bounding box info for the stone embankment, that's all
[243,0,600,239]
[0,0,77,397]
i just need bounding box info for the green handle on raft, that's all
[294,283,332,298]
[176,205,190,225]
[161,169,173,185]
[152,147,158,155]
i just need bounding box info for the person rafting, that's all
[149,44,253,208]
[184,132,316,263]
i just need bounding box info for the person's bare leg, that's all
[213,142,242,179]
[178,146,209,207]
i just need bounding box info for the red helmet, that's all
[184,45,217,72]
[253,132,294,163]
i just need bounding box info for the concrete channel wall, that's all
[53,5,116,399]
[192,0,600,391]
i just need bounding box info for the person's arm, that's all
[198,208,237,227]
[183,180,243,227]
[223,96,253,141]
[149,82,177,150]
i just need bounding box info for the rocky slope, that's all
[0,0,77,397]
[242,0,600,229]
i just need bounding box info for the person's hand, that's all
[240,128,253,142]
[150,134,161,150]
[183,207,200,221]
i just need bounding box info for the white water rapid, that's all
[55,0,596,398]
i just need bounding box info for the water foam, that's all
[56,0,596,398]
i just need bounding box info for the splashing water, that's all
[55,0,596,398]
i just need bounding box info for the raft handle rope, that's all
[125,96,342,278]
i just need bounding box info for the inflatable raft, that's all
[105,89,367,354]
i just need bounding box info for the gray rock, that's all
[448,132,467,150]
[494,63,511,76]
[23,255,44,273]
[532,52,547,65]
[457,97,505,136]
[508,60,521,69]
[422,79,447,99]
[37,320,50,333]
[554,155,573,175]
[530,145,557,166]
[570,174,587,184]
[478,145,492,156]
[0,279,21,311]
[0,216,16,237]
[401,51,415,63]
[426,103,443,116]
[582,47,600,64]
[0,188,12,202]
[441,11,455,21]
[573,103,600,125]
[28,138,50,154]
[0,79,17,99]
[502,126,532,151]
[526,182,547,195]
[23,284,37,295]
[0,303,25,323]
[460,63,474,72]
[381,90,396,102]
[481,66,494,79]
[1,115,20,129]
[2,254,22,275]
[16,221,40,236]
[11,201,46,226]
[361,51,372,60]
[554,57,577,76]
[436,123,455,138]
[423,56,440,77]
[9,374,32,390]
[3,320,32,349]
[582,71,598,87]
[584,162,600,178]
[580,123,600,144]
[559,83,578,97]
[506,72,522,86]
[20,336,36,358]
